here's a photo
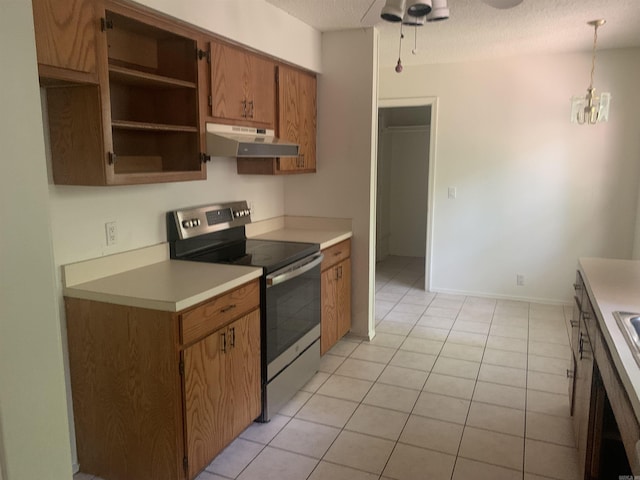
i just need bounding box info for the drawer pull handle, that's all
[220,304,236,314]
[229,327,236,348]
[220,332,227,353]
[582,311,591,320]
[573,283,582,290]
[570,320,579,327]
[566,369,574,378]
[334,251,342,256]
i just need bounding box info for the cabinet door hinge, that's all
[208,95,212,107]
[100,18,114,32]
[197,48,210,62]
[178,360,184,376]
[183,456,188,473]
[108,152,117,165]
[200,153,211,164]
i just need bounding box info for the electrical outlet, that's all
[105,221,117,246]
[516,274,525,287]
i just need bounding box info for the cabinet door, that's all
[573,317,596,480]
[32,0,98,76]
[277,66,317,173]
[183,310,261,478]
[337,259,351,339]
[210,42,275,128]
[184,327,229,479]
[226,310,261,439]
[249,55,276,126]
[321,266,340,355]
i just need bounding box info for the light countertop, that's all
[250,228,351,250]
[63,245,262,312]
[579,257,640,421]
[247,216,352,250]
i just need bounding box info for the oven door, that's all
[265,252,323,380]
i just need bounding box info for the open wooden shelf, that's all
[111,120,198,132]
[109,64,197,89]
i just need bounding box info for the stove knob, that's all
[245,208,251,216]
[233,210,241,218]
[193,218,201,226]
[182,220,192,228]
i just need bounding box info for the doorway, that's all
[375,98,436,293]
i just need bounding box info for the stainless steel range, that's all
[167,201,322,421]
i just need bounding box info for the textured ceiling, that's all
[264,0,640,66]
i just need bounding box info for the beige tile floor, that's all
[75,255,579,480]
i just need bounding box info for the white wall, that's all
[284,28,379,339]
[0,1,73,478]
[379,49,640,303]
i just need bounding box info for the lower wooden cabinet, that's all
[570,270,640,478]
[183,310,260,479]
[65,279,260,480]
[320,239,351,355]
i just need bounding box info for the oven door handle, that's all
[266,253,324,288]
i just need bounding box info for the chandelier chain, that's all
[589,23,599,89]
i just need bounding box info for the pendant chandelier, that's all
[571,19,611,125]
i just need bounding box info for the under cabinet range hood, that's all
[206,123,299,158]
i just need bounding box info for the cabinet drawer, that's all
[321,239,351,271]
[180,280,259,345]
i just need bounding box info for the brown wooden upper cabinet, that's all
[208,40,276,129]
[34,0,208,185]
[277,65,317,173]
[236,65,317,175]
[32,0,100,83]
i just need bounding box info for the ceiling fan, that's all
[376,0,523,22]
[370,0,524,72]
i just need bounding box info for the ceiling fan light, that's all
[381,0,406,22]
[402,11,426,25]
[481,0,523,9]
[426,0,449,21]
[407,0,432,17]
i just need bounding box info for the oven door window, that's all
[265,264,321,365]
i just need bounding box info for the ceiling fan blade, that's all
[481,0,523,9]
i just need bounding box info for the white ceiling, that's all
[264,0,640,66]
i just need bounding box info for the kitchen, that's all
[1,0,640,480]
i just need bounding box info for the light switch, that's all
[448,187,456,199]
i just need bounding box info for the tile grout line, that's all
[374,289,439,479]
[522,301,532,480]
[448,295,498,480]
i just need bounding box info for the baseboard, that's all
[428,287,572,307]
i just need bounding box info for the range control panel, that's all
[170,201,252,240]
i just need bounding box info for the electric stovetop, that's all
[185,238,319,274]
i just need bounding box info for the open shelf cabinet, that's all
[41,0,207,185]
